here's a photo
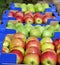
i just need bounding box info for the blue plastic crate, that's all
[10,2,56,13]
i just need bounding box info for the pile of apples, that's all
[2,32,60,65]
[7,22,60,38]
[9,11,55,24]
[14,3,50,12]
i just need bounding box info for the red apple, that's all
[15,11,23,18]
[25,47,40,56]
[13,33,26,42]
[9,11,15,17]
[57,52,60,64]
[43,15,52,24]
[41,51,57,65]
[16,16,24,23]
[24,53,40,65]
[11,46,25,55]
[26,36,39,43]
[56,43,60,51]
[53,38,60,50]
[10,49,24,64]
[26,40,40,50]
[25,16,34,24]
[2,46,9,53]
[45,12,52,17]
[10,38,25,49]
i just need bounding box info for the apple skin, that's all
[26,40,40,50]
[10,49,24,64]
[57,52,60,64]
[10,46,25,55]
[9,11,15,17]
[41,51,57,65]
[45,12,52,17]
[13,33,26,42]
[2,46,9,53]
[40,37,53,46]
[16,16,24,23]
[25,47,40,56]
[26,36,39,43]
[25,16,34,24]
[56,43,60,51]
[10,38,25,49]
[43,15,52,24]
[53,38,60,50]
[23,53,40,65]
[15,11,23,18]
[41,43,54,52]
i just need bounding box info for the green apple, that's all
[30,28,41,38]
[44,25,50,30]
[40,37,53,46]
[41,43,54,52]
[24,23,33,33]
[42,30,53,38]
[27,4,35,12]
[20,3,27,12]
[34,3,44,12]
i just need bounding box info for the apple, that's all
[10,49,24,64]
[2,46,9,53]
[25,47,40,56]
[15,11,23,18]
[10,38,25,49]
[57,52,60,65]
[41,51,57,65]
[43,15,52,24]
[44,25,50,30]
[3,40,10,48]
[27,4,35,12]
[56,43,60,51]
[9,11,15,17]
[45,12,52,17]
[24,22,33,33]
[20,3,27,12]
[30,28,41,38]
[26,40,40,50]
[5,35,11,43]
[10,46,25,55]
[25,16,34,24]
[40,37,53,46]
[34,3,44,12]
[26,36,39,43]
[41,43,54,52]
[23,53,40,65]
[16,16,24,23]
[53,38,60,50]
[13,33,26,42]
[42,30,53,38]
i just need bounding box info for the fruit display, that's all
[2,33,60,65]
[8,11,56,24]
[14,3,50,12]
[6,22,60,37]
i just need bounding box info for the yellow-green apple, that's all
[26,36,39,43]
[10,38,25,49]
[30,28,41,38]
[26,40,40,50]
[57,52,60,64]
[10,46,25,55]
[41,43,54,52]
[24,53,40,65]
[13,33,26,42]
[2,46,9,53]
[41,51,57,65]
[10,49,24,64]
[40,37,53,46]
[25,47,40,56]
[3,40,10,48]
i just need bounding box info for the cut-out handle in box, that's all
[0,53,16,64]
